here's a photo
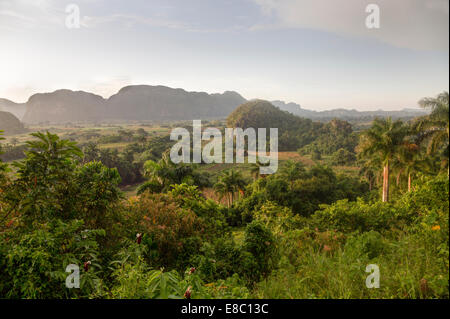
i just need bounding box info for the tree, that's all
[393,142,425,192]
[8,131,83,223]
[358,118,407,202]
[358,155,381,192]
[416,91,449,174]
[279,160,305,189]
[332,148,356,166]
[250,161,270,180]
[82,142,101,163]
[214,170,247,207]
[311,149,322,161]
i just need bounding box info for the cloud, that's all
[1,0,448,50]
[81,13,190,30]
[0,0,65,30]
[81,12,247,33]
[252,0,449,51]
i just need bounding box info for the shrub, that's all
[344,231,386,259]
[242,221,277,284]
[125,193,205,271]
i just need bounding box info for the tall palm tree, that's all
[393,142,424,192]
[416,91,449,174]
[213,169,247,207]
[358,118,407,202]
[213,180,231,207]
[358,155,381,192]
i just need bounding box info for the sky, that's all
[0,0,448,111]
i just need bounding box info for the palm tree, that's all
[358,155,381,192]
[358,118,407,202]
[143,152,197,189]
[213,169,247,207]
[213,180,231,207]
[393,142,423,192]
[279,160,305,189]
[250,160,271,180]
[415,91,449,174]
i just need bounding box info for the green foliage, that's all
[359,118,409,165]
[311,174,448,234]
[0,98,448,301]
[227,100,323,151]
[237,164,367,217]
[311,149,322,160]
[252,175,448,299]
[416,91,449,158]
[331,148,356,166]
[139,153,211,193]
[344,231,386,259]
[213,169,248,207]
[125,192,205,271]
[136,180,164,195]
[242,221,277,284]
[110,258,183,299]
[299,119,358,156]
[0,219,104,298]
[82,143,143,185]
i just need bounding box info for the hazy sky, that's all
[0,0,448,110]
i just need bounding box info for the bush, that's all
[125,193,205,271]
[0,220,104,298]
[344,231,386,259]
[242,221,277,284]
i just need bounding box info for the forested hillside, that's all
[227,100,357,153]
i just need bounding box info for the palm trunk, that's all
[382,161,390,202]
[408,173,412,192]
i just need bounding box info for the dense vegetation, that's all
[0,92,448,299]
[227,100,323,151]
[227,100,359,154]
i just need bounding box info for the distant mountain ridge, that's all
[0,98,27,120]
[23,89,107,124]
[1,85,428,124]
[20,85,246,124]
[271,100,428,122]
